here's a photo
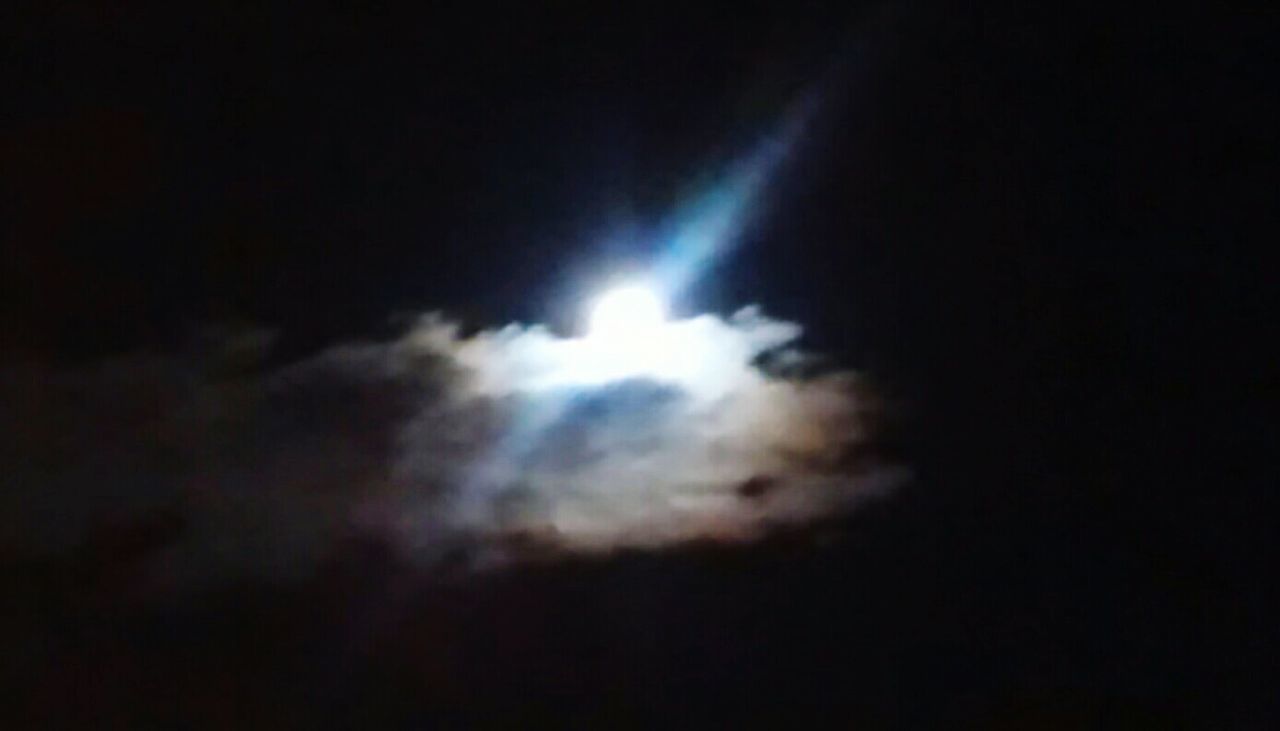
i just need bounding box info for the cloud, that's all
[0,309,903,586]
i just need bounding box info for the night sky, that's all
[2,2,1275,727]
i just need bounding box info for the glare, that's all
[451,289,768,398]
[588,284,666,340]
[565,283,672,384]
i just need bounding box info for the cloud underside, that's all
[0,309,901,584]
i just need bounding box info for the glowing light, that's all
[563,283,669,384]
[654,93,816,299]
[587,284,666,340]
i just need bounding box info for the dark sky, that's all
[3,4,1268,364]
[4,2,862,355]
[1,2,1275,726]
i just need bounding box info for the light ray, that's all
[655,94,817,298]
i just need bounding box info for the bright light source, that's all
[569,283,672,384]
[587,284,666,340]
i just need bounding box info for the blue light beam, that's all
[654,93,817,299]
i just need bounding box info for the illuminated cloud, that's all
[0,307,903,584]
